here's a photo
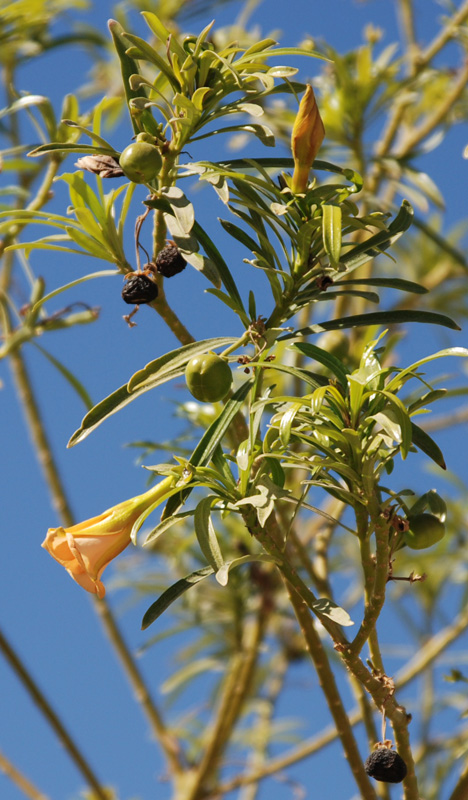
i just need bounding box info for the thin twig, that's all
[184,610,268,800]
[0,748,50,800]
[396,59,468,158]
[0,627,108,800]
[93,598,184,776]
[5,331,185,777]
[447,757,468,800]
[418,0,468,69]
[397,0,419,75]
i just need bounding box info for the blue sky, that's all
[1,2,467,799]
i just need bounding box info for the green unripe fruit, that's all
[404,513,446,550]
[185,354,233,402]
[119,137,162,184]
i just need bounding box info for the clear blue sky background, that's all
[1,2,467,799]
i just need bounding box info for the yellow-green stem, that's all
[5,339,184,778]
[184,610,267,800]
[0,627,108,800]
[0,748,49,800]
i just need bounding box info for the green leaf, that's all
[161,657,223,696]
[162,187,195,234]
[220,218,261,253]
[0,95,56,139]
[279,402,302,447]
[66,227,113,261]
[291,342,349,387]
[29,142,118,158]
[141,11,187,61]
[254,361,326,389]
[141,567,214,630]
[235,474,290,527]
[322,204,342,267]
[237,46,326,61]
[68,337,238,447]
[162,380,254,518]
[143,511,193,547]
[194,496,225,571]
[340,200,414,271]
[334,277,428,294]
[311,598,354,627]
[127,337,237,392]
[412,215,468,271]
[141,553,279,628]
[108,19,154,136]
[205,288,246,318]
[411,422,446,470]
[215,554,278,587]
[192,221,247,322]
[385,347,468,393]
[124,32,181,91]
[280,309,461,340]
[377,391,412,460]
[61,120,116,151]
[32,343,93,410]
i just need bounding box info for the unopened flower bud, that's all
[291,85,325,193]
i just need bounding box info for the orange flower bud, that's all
[291,85,325,194]
[42,477,174,598]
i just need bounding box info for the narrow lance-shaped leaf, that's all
[292,342,350,387]
[192,221,248,324]
[108,20,158,136]
[141,554,279,629]
[32,343,93,410]
[322,204,342,267]
[333,277,428,294]
[411,422,446,470]
[68,337,239,446]
[194,497,225,571]
[279,309,461,340]
[162,379,254,518]
[378,391,412,460]
[127,336,238,392]
[29,142,118,158]
[141,567,214,630]
[385,347,468,393]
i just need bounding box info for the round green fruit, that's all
[185,354,233,402]
[119,139,162,184]
[404,513,445,550]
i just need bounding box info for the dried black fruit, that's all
[155,244,187,277]
[364,748,407,783]
[122,273,158,305]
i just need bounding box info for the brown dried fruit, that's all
[122,273,158,305]
[364,748,407,783]
[155,244,187,277]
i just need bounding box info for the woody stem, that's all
[0,626,107,800]
[4,331,185,778]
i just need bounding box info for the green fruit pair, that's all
[185,353,232,402]
[119,133,162,183]
[403,513,445,550]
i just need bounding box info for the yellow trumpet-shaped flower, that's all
[42,477,174,598]
[291,85,325,194]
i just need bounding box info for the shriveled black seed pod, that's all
[155,244,187,277]
[364,748,407,783]
[122,273,158,305]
